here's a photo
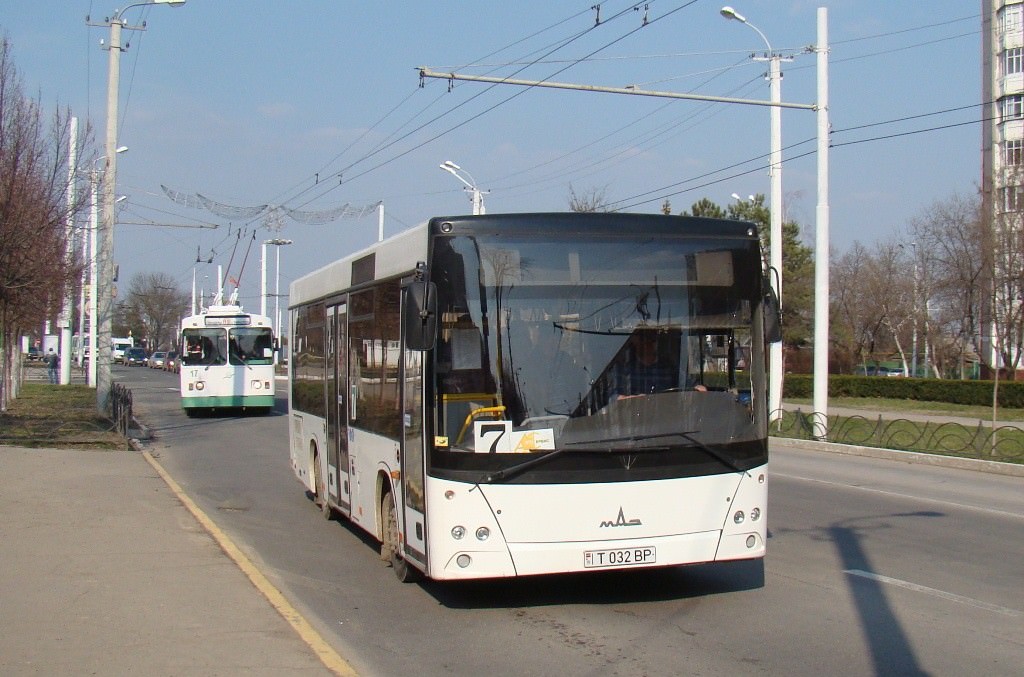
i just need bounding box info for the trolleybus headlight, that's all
[451,525,466,540]
[251,380,261,390]
[456,554,472,568]
[746,535,756,548]
[750,507,761,521]
[733,510,745,524]
[195,381,205,391]
[475,526,490,541]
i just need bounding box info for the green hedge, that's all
[783,374,1024,408]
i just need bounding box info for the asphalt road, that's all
[119,365,1024,677]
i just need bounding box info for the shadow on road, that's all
[420,558,765,609]
[830,510,944,677]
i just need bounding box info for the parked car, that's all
[125,347,147,366]
[855,364,904,377]
[149,351,167,369]
[27,346,41,361]
[163,351,179,373]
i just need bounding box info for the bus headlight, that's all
[475,527,490,541]
[733,510,745,524]
[251,380,262,390]
[195,381,205,391]
[750,507,761,521]
[451,525,466,540]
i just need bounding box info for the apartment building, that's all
[981,0,1024,374]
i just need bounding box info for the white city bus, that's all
[289,212,780,582]
[178,303,276,415]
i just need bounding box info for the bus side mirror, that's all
[405,280,438,351]
[764,282,782,344]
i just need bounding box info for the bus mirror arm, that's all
[405,280,438,351]
[763,272,783,344]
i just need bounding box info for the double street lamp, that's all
[721,5,785,422]
[439,160,487,215]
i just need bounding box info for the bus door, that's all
[327,302,352,516]
[400,317,428,570]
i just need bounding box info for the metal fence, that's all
[774,408,1024,464]
[110,382,133,437]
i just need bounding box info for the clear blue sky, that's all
[2,1,980,318]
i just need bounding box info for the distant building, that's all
[983,2,1024,209]
[981,0,1024,376]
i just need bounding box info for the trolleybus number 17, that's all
[584,546,656,568]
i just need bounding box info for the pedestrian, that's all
[46,348,59,384]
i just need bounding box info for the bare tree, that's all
[831,242,886,371]
[910,192,986,379]
[567,184,610,213]
[121,272,190,351]
[871,239,915,373]
[987,188,1024,379]
[0,36,90,408]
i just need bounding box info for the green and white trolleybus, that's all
[179,303,276,415]
[288,212,780,581]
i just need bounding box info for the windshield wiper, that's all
[482,442,671,484]
[483,447,571,484]
[608,431,749,475]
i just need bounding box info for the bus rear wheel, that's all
[382,492,422,583]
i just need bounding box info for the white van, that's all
[112,337,134,364]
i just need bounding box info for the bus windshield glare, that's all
[429,232,768,480]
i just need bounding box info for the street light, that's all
[721,5,785,423]
[439,160,487,215]
[92,0,186,415]
[262,239,292,339]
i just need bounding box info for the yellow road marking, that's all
[142,450,358,676]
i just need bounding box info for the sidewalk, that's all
[0,446,338,675]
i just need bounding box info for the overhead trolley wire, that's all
[289,1,702,210]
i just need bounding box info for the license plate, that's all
[584,546,656,568]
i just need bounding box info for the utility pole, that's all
[419,6,831,436]
[721,5,790,423]
[60,117,77,385]
[89,172,99,387]
[91,0,187,414]
[95,13,125,413]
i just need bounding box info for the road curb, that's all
[771,436,1024,478]
[140,449,359,677]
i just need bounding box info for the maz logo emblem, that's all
[600,507,642,528]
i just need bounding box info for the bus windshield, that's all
[429,231,768,480]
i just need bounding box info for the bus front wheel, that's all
[382,492,422,583]
[314,453,333,520]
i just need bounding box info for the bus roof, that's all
[289,212,760,308]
